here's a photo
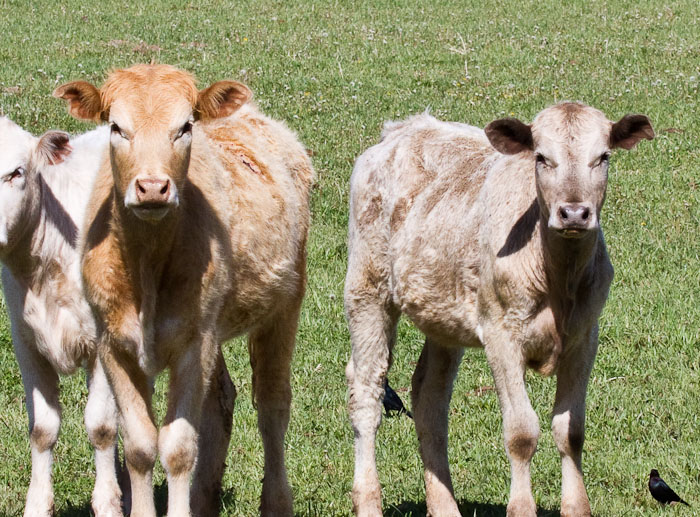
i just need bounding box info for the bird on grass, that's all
[649,469,690,506]
[383,379,412,418]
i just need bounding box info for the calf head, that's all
[485,102,654,238]
[53,64,252,223]
[0,117,70,255]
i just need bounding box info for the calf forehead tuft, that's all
[532,102,610,142]
[101,64,198,109]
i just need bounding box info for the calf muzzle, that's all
[126,176,180,222]
[553,203,596,237]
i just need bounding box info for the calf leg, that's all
[100,344,158,517]
[248,301,302,517]
[484,336,539,517]
[15,344,61,517]
[85,356,121,517]
[191,348,236,517]
[345,295,398,517]
[411,339,463,517]
[552,330,597,517]
[159,338,219,517]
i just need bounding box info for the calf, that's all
[345,102,653,516]
[0,117,121,516]
[54,64,313,517]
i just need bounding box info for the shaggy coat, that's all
[0,118,121,516]
[345,103,653,517]
[54,64,313,517]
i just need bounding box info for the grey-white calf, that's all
[345,102,653,517]
[0,118,120,516]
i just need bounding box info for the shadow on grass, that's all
[383,500,561,517]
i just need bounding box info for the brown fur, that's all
[55,64,312,517]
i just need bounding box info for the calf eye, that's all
[110,123,128,140]
[6,167,24,182]
[535,153,548,166]
[593,152,610,168]
[175,121,193,141]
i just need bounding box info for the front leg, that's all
[159,332,220,517]
[85,355,122,517]
[483,330,539,517]
[100,340,158,517]
[13,339,61,517]
[551,327,598,517]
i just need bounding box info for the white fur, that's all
[0,118,121,517]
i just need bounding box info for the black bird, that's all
[383,379,412,418]
[649,469,690,506]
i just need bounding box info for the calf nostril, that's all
[581,207,590,221]
[137,181,146,194]
[559,206,569,220]
[160,181,169,195]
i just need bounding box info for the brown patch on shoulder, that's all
[451,148,491,197]
[207,127,272,183]
[358,193,383,227]
[390,197,409,232]
[422,181,451,214]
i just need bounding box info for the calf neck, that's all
[345,102,653,517]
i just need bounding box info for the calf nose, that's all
[135,178,170,204]
[558,204,591,228]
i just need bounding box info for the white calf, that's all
[345,103,653,516]
[0,117,121,517]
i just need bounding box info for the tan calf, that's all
[54,64,313,517]
[345,103,653,516]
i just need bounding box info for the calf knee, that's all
[124,427,157,475]
[87,423,118,450]
[552,413,585,456]
[30,422,59,453]
[159,419,198,478]
[506,425,540,462]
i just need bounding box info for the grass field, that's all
[1,0,698,515]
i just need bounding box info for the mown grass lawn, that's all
[0,0,698,515]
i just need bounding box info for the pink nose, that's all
[557,204,591,229]
[135,178,170,204]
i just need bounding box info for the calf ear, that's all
[53,81,104,122]
[485,118,534,155]
[37,131,72,166]
[195,81,252,121]
[610,114,654,150]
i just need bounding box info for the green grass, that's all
[1,0,698,515]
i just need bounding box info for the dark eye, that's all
[535,153,547,165]
[175,121,193,141]
[7,167,24,182]
[600,152,610,165]
[110,123,128,140]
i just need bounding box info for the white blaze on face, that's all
[0,118,37,249]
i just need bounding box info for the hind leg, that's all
[191,348,236,517]
[411,338,464,517]
[345,270,399,517]
[248,298,303,517]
